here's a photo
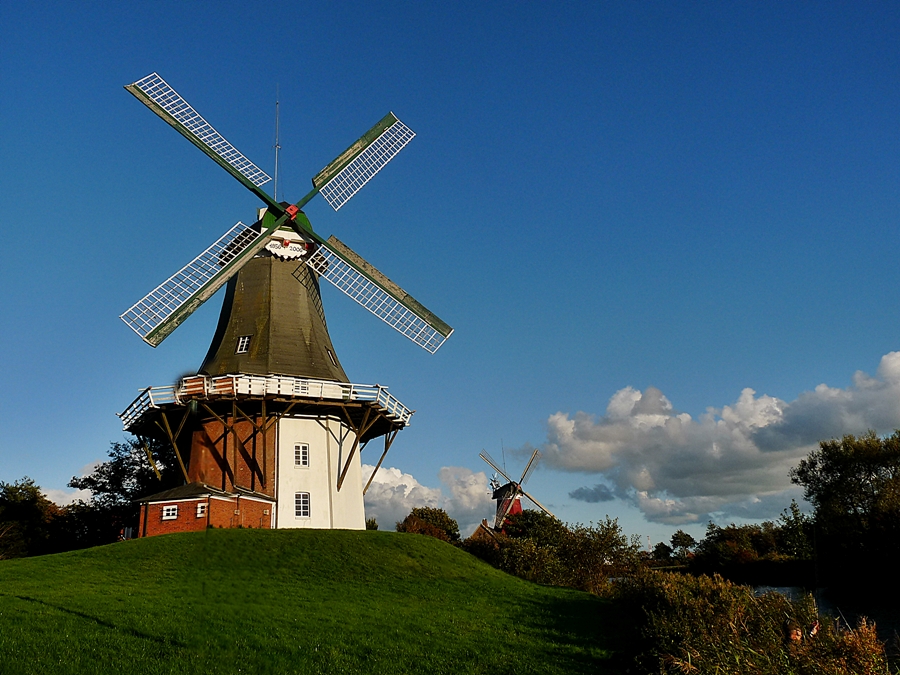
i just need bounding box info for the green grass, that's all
[0,529,630,674]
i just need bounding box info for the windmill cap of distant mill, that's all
[119,72,453,359]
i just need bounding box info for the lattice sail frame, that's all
[120,222,264,345]
[316,117,415,211]
[129,73,272,188]
[122,73,452,352]
[306,242,451,354]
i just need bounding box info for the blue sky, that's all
[1,2,899,543]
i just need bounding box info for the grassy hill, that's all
[0,529,630,674]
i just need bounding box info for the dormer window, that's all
[236,336,251,354]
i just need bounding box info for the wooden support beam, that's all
[336,407,383,491]
[200,402,239,488]
[172,406,192,444]
[232,400,239,489]
[363,428,399,495]
[231,399,298,490]
[155,411,190,484]
[199,423,231,492]
[138,435,162,481]
[261,398,267,488]
[233,401,266,492]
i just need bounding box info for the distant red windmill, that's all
[479,449,554,530]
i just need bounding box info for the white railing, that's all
[117,385,178,429]
[118,374,413,430]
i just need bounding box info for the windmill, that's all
[479,449,554,530]
[117,72,452,537]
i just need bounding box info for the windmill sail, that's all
[313,113,415,211]
[479,450,512,484]
[123,73,452,354]
[519,449,541,486]
[125,73,280,212]
[306,235,453,353]
[521,489,554,518]
[120,222,270,346]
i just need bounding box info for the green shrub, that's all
[615,569,894,674]
[560,520,642,594]
[503,509,568,547]
[464,512,641,596]
[395,514,451,541]
[496,537,568,586]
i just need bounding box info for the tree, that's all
[69,438,182,508]
[65,437,183,547]
[559,518,643,593]
[775,500,813,560]
[503,509,569,547]
[396,507,460,542]
[790,430,900,585]
[670,529,696,560]
[652,542,673,561]
[790,431,900,532]
[0,477,60,558]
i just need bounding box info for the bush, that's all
[465,512,641,595]
[497,537,568,586]
[615,569,894,674]
[396,508,459,543]
[559,520,642,594]
[503,510,568,547]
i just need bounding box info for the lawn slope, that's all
[0,529,629,674]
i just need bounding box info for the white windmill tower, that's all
[116,73,452,536]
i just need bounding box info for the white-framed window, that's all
[295,492,310,518]
[326,348,337,366]
[294,443,310,468]
[196,503,207,518]
[162,504,178,520]
[236,335,252,354]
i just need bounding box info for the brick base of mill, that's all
[137,482,275,537]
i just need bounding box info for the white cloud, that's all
[42,462,100,506]
[438,467,495,535]
[363,465,494,536]
[362,465,442,529]
[543,351,900,525]
[43,487,91,506]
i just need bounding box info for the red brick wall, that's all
[188,416,276,497]
[140,499,209,537]
[140,496,273,537]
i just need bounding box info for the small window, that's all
[162,505,178,520]
[236,335,252,354]
[295,492,310,518]
[196,503,207,518]
[294,443,309,468]
[326,348,337,366]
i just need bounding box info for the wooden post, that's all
[363,428,398,495]
[155,411,190,483]
[336,407,381,491]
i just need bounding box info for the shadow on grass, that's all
[9,594,186,648]
[514,591,634,675]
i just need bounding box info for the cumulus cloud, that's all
[363,465,494,536]
[362,465,442,528]
[43,487,91,506]
[438,467,495,534]
[540,352,900,525]
[569,484,615,503]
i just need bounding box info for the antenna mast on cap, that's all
[273,84,281,202]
